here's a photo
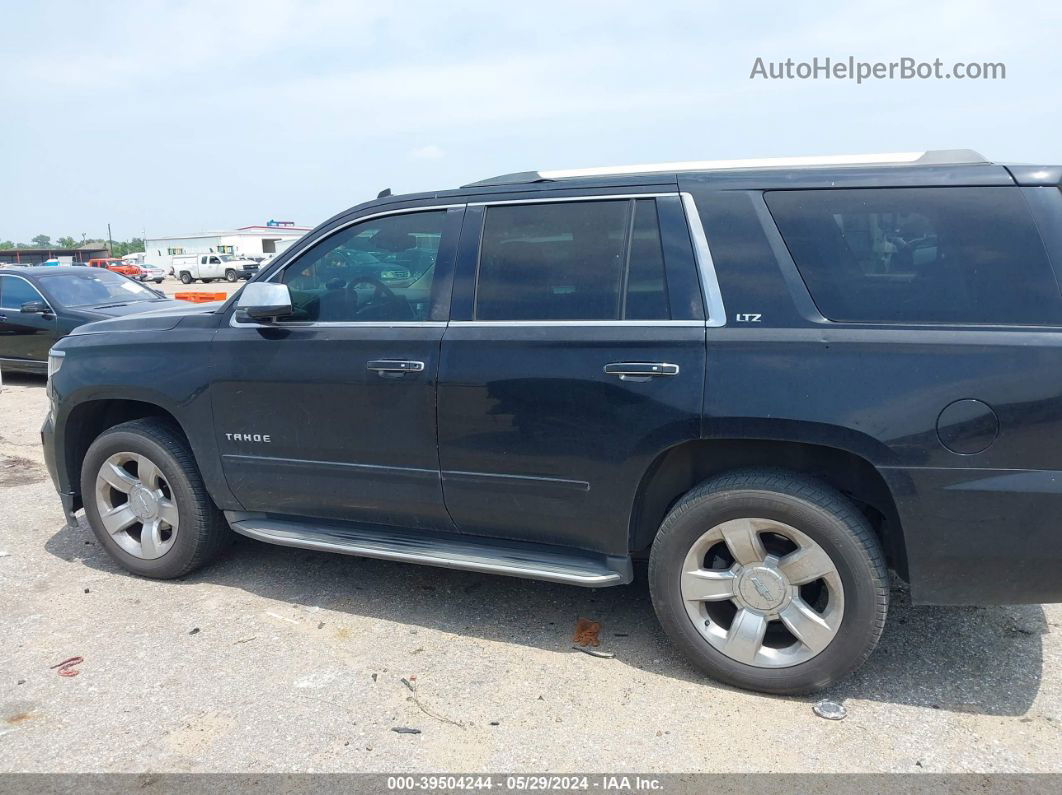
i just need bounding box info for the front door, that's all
[211,206,463,531]
[437,195,709,556]
[0,274,57,366]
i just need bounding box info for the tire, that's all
[224,269,238,282]
[80,418,231,579]
[648,469,887,694]
[154,279,163,284]
[179,271,192,284]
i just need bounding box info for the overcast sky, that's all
[2,0,1060,242]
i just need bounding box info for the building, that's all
[144,221,311,263]
[0,245,109,266]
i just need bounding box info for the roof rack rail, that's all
[463,149,988,188]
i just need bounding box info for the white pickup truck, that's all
[172,254,260,284]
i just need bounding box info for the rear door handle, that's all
[604,362,680,380]
[366,359,425,377]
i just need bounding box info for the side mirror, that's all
[235,282,293,322]
[21,300,51,315]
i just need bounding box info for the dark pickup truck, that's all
[42,149,1062,693]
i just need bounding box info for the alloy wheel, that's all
[680,517,844,668]
[94,452,179,560]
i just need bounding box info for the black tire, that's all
[179,271,192,284]
[648,469,888,694]
[224,269,238,282]
[80,418,231,579]
[154,279,163,284]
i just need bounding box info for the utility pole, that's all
[107,223,113,257]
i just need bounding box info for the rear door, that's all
[436,193,710,556]
[0,274,57,365]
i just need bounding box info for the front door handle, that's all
[367,359,425,377]
[0,314,6,323]
[603,362,680,381]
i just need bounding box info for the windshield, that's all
[38,269,160,307]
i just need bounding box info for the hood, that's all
[69,299,223,335]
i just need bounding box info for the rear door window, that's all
[765,187,1062,325]
[475,198,669,321]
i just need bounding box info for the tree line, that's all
[0,235,145,257]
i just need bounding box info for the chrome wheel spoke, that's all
[681,568,737,602]
[719,519,766,566]
[779,598,838,653]
[137,455,162,490]
[140,519,163,558]
[101,504,138,535]
[681,515,846,669]
[157,498,179,529]
[93,451,178,561]
[778,544,836,585]
[723,608,768,664]
[99,461,138,494]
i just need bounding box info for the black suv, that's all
[42,149,1062,694]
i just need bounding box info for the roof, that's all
[462,149,988,188]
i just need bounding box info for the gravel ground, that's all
[1,373,1060,773]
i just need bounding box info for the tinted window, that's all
[0,276,46,310]
[766,188,1062,325]
[475,199,669,321]
[279,210,445,322]
[626,199,670,320]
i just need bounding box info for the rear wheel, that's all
[179,271,192,284]
[80,418,230,578]
[648,469,888,694]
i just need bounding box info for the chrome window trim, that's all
[229,192,728,328]
[449,320,705,328]
[467,192,680,207]
[0,273,54,313]
[680,192,727,327]
[228,315,446,329]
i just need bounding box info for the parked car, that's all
[138,264,167,284]
[171,253,259,284]
[0,266,179,373]
[41,149,1062,694]
[86,258,143,279]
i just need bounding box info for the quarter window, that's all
[278,210,446,322]
[766,187,1062,325]
[475,199,669,321]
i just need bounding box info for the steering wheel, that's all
[348,276,396,306]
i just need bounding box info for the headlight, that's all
[47,349,65,379]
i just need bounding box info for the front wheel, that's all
[648,469,888,694]
[80,418,231,578]
[224,269,238,282]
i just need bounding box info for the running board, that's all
[225,513,632,587]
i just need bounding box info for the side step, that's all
[225,513,633,587]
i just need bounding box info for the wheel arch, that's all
[628,435,908,579]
